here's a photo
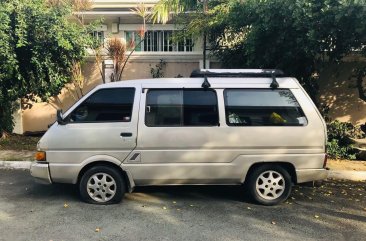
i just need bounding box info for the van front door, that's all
[47,87,139,183]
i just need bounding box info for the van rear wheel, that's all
[79,165,125,204]
[247,164,292,205]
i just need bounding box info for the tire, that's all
[79,165,125,204]
[246,164,292,206]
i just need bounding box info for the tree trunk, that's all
[0,106,4,138]
[356,72,366,102]
[1,131,9,140]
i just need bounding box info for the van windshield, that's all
[68,88,135,123]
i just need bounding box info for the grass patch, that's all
[0,134,41,151]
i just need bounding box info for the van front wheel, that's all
[79,165,125,204]
[247,165,292,205]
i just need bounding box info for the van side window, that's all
[69,88,135,123]
[146,89,218,126]
[224,89,307,126]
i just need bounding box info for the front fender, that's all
[49,154,123,184]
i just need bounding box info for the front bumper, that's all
[30,162,52,184]
[296,168,328,183]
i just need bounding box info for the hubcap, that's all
[87,173,117,203]
[256,170,285,200]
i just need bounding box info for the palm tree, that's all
[151,0,200,24]
[119,3,150,80]
[151,0,209,67]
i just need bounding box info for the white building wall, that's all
[12,101,23,134]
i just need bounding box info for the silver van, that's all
[30,69,328,205]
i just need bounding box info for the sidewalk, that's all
[0,150,34,161]
[0,160,31,169]
[0,150,33,169]
[328,170,366,181]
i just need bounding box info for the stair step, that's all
[354,147,366,160]
[350,138,366,148]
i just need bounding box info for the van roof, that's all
[100,77,301,89]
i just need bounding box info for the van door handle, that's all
[120,132,133,137]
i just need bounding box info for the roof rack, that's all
[190,69,285,78]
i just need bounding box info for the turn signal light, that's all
[35,151,46,161]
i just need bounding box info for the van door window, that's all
[224,89,307,126]
[145,89,218,126]
[69,88,135,123]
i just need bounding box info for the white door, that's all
[47,87,140,182]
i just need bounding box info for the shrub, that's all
[150,59,166,78]
[327,139,356,160]
[326,121,365,159]
[0,0,93,136]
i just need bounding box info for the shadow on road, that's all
[134,185,251,202]
[26,182,252,205]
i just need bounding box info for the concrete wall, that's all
[12,101,23,134]
[122,61,199,80]
[318,61,366,126]
[22,61,103,133]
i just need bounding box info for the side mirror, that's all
[56,109,66,125]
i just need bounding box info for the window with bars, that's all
[91,31,104,46]
[125,31,142,51]
[124,30,193,52]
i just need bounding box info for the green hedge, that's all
[326,121,365,159]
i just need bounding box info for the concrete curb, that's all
[0,161,31,170]
[0,161,366,181]
[327,170,366,181]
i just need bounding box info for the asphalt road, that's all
[0,169,365,241]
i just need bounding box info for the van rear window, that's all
[224,89,307,126]
[145,89,219,127]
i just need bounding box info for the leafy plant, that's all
[0,0,94,137]
[151,0,199,24]
[326,121,365,159]
[326,139,356,160]
[118,3,150,80]
[150,59,167,78]
[208,0,366,101]
[106,38,127,82]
